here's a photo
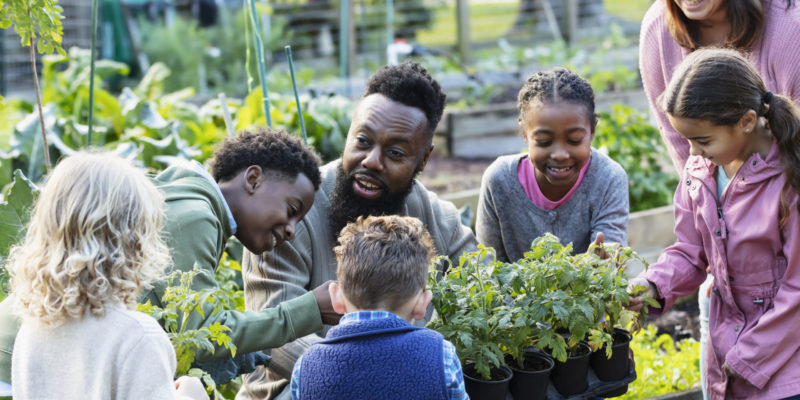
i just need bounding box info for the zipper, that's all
[694,177,727,239]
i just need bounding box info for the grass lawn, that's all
[415,0,652,48]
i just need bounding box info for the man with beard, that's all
[237,62,478,400]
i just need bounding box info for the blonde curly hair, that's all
[9,152,171,326]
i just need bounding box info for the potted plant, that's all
[493,261,555,400]
[427,246,514,400]
[586,243,661,389]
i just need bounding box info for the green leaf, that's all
[0,170,38,259]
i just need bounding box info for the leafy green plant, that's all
[235,88,354,162]
[0,170,39,301]
[138,6,289,96]
[427,245,516,380]
[138,265,240,399]
[595,104,679,212]
[0,0,67,170]
[429,233,659,378]
[618,325,700,399]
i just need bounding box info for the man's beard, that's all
[329,163,419,237]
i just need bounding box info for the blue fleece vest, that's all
[298,316,448,400]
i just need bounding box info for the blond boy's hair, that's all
[9,152,170,326]
[334,215,435,312]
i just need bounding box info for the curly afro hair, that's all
[517,67,596,126]
[363,61,446,135]
[210,127,321,190]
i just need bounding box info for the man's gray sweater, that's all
[476,149,629,262]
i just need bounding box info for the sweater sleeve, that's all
[429,191,480,266]
[639,2,688,173]
[725,193,800,388]
[589,157,629,246]
[155,209,323,361]
[768,7,800,105]
[476,161,510,263]
[640,175,708,312]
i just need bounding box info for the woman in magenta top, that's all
[639,0,800,173]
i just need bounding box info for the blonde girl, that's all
[9,152,207,399]
[629,48,800,399]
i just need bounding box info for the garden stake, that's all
[247,0,272,127]
[386,0,393,63]
[88,0,99,146]
[218,93,235,137]
[284,46,308,145]
[359,0,368,76]
[339,0,350,97]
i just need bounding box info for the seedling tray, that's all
[503,363,637,400]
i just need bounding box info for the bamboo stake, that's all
[386,0,393,62]
[284,46,308,145]
[247,0,272,127]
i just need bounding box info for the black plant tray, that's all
[503,363,637,400]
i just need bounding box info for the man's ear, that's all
[329,282,348,315]
[417,144,434,174]
[244,165,264,194]
[411,289,433,321]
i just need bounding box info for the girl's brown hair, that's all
[662,48,800,225]
[664,0,794,50]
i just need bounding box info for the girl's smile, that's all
[520,101,595,201]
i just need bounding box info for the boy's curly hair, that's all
[334,215,435,312]
[363,61,446,135]
[211,127,321,190]
[9,152,170,326]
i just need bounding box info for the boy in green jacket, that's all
[0,127,339,385]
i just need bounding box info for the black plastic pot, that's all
[463,362,513,400]
[507,350,554,400]
[590,328,632,381]
[550,341,591,397]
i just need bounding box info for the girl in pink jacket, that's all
[628,48,800,400]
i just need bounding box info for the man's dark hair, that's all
[210,127,321,190]
[363,61,446,134]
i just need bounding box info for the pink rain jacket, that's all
[641,142,800,399]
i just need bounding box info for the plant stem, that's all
[29,37,51,172]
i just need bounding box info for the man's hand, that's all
[312,280,342,325]
[626,277,658,313]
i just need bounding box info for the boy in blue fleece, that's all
[290,215,468,400]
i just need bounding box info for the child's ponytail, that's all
[764,92,800,225]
